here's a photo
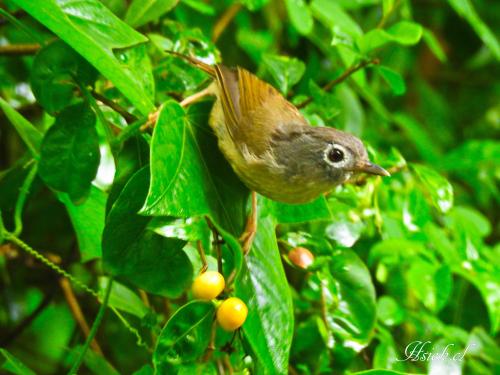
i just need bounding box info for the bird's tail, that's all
[165,51,215,77]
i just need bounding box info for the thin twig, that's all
[205,217,223,274]
[59,278,103,355]
[0,44,40,55]
[296,59,380,109]
[196,240,209,273]
[202,318,218,362]
[68,277,113,375]
[91,91,137,124]
[212,3,242,43]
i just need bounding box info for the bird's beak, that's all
[358,162,390,177]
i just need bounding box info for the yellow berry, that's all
[216,297,248,331]
[191,271,225,300]
[288,247,314,269]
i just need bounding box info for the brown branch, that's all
[296,59,380,109]
[91,91,137,124]
[202,319,218,362]
[59,277,103,355]
[212,3,242,43]
[0,44,40,55]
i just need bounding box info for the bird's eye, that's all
[327,147,344,163]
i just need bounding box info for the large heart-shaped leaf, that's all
[140,100,248,236]
[38,101,100,203]
[102,167,193,297]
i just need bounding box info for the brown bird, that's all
[170,52,389,204]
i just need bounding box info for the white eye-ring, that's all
[324,143,349,167]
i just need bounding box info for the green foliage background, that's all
[0,0,499,374]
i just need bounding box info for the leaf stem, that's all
[296,59,380,109]
[68,277,113,375]
[78,82,117,157]
[111,117,148,147]
[13,162,37,236]
[91,91,138,124]
[212,3,242,43]
[0,44,40,55]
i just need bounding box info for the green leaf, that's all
[322,248,376,349]
[412,164,453,214]
[140,101,248,236]
[374,66,406,96]
[153,301,215,373]
[351,370,414,375]
[181,0,215,15]
[393,113,441,163]
[125,0,178,28]
[236,213,294,374]
[423,28,447,62]
[284,0,313,35]
[240,0,269,11]
[102,167,193,297]
[12,0,155,115]
[262,54,306,95]
[377,296,405,326]
[0,349,35,375]
[448,0,500,60]
[311,0,363,39]
[98,277,150,319]
[0,97,43,157]
[407,260,452,311]
[31,40,98,114]
[68,345,120,375]
[360,21,423,53]
[59,186,106,261]
[266,196,331,224]
[38,101,100,203]
[0,349,36,375]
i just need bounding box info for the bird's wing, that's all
[214,65,308,157]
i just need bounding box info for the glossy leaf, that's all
[262,54,306,95]
[38,102,100,202]
[0,97,43,157]
[412,164,453,214]
[266,196,331,224]
[140,101,248,236]
[60,186,106,261]
[153,301,215,373]
[12,0,155,115]
[374,66,406,96]
[125,0,178,28]
[102,167,193,297]
[322,249,376,348]
[236,213,294,374]
[31,40,98,114]
[284,0,313,35]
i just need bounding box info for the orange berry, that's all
[288,247,314,269]
[216,297,248,331]
[191,271,225,300]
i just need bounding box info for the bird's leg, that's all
[141,86,212,131]
[239,191,257,255]
[180,86,212,107]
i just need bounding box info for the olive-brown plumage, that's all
[172,53,389,203]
